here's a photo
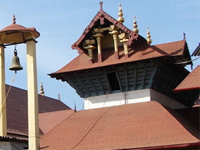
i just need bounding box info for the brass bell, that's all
[9,49,23,71]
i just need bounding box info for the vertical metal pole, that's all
[0,45,7,136]
[26,40,39,150]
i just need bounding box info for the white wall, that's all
[84,89,186,109]
[84,89,151,109]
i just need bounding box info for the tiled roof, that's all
[6,85,71,137]
[50,40,188,76]
[40,101,199,150]
[39,109,74,134]
[174,65,200,91]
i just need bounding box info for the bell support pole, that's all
[0,45,7,136]
[26,38,39,150]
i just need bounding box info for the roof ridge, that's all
[39,109,74,115]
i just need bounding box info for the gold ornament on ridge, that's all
[133,16,139,34]
[118,3,124,24]
[147,27,152,44]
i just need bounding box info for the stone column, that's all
[0,45,7,136]
[26,39,39,150]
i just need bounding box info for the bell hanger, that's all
[9,45,23,72]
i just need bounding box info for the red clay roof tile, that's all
[39,109,74,134]
[50,40,187,75]
[40,101,199,150]
[174,65,200,91]
[6,85,70,137]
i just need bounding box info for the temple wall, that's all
[84,89,186,109]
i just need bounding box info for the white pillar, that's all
[26,40,39,150]
[0,45,7,136]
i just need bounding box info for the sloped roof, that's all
[6,85,71,137]
[39,109,74,134]
[50,40,188,76]
[174,65,200,91]
[40,101,199,150]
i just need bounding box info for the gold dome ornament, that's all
[40,82,45,96]
[118,3,124,24]
[146,27,152,44]
[133,16,139,34]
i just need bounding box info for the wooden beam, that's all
[62,75,84,97]
[84,73,98,95]
[134,65,137,90]
[93,70,105,94]
[103,70,111,94]
[141,63,147,89]
[115,68,123,91]
[149,62,157,87]
[124,64,128,91]
[74,73,91,97]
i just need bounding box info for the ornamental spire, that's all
[118,3,124,24]
[147,27,152,44]
[40,82,44,96]
[99,1,103,10]
[13,15,16,24]
[133,16,139,34]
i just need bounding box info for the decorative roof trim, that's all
[0,136,27,142]
[71,9,138,53]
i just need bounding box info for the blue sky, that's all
[0,0,200,110]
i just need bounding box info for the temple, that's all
[49,2,198,110]
[40,2,200,150]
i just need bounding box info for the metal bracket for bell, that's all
[9,48,23,72]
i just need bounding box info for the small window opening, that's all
[107,72,120,91]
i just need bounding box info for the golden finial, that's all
[13,15,16,24]
[118,3,124,24]
[147,27,152,44]
[133,16,139,34]
[40,82,44,96]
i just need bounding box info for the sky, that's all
[0,0,199,110]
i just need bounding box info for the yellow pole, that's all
[0,45,7,136]
[26,40,39,150]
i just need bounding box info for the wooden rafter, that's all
[134,65,137,90]
[103,70,111,93]
[115,68,122,91]
[74,73,91,97]
[62,75,84,97]
[93,70,105,94]
[141,63,147,89]
[124,64,128,91]
[84,73,98,95]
